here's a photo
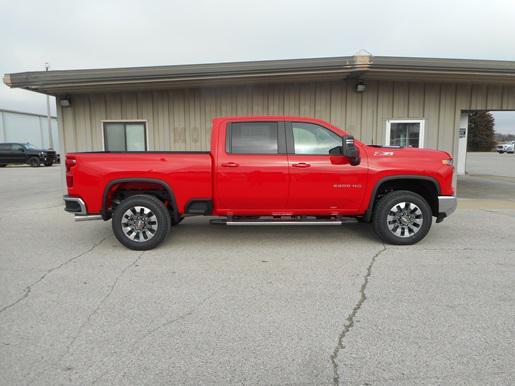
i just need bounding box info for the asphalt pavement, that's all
[0,165,514,385]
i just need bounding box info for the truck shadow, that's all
[161,217,381,249]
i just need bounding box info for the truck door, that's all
[286,121,367,213]
[11,144,26,164]
[215,121,289,214]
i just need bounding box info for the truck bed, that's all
[66,152,213,215]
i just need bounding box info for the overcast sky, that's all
[1,0,515,133]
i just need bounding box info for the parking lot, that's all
[465,151,515,178]
[1,163,514,385]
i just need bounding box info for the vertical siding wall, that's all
[57,81,515,156]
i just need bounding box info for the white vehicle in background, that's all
[496,141,515,154]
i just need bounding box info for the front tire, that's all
[372,190,432,245]
[44,161,53,167]
[112,194,170,250]
[28,157,41,167]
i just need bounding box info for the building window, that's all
[385,119,425,148]
[103,122,147,151]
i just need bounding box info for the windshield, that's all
[24,143,37,149]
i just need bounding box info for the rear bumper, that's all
[436,195,457,222]
[64,195,103,221]
[64,195,86,215]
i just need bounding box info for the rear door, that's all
[215,121,289,214]
[286,121,368,213]
[11,144,27,164]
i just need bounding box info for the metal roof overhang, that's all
[4,55,515,95]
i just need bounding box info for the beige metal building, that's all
[4,55,515,175]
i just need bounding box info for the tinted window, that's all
[228,122,278,154]
[0,144,10,151]
[292,122,341,154]
[11,144,24,151]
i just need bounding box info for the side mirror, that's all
[342,136,360,166]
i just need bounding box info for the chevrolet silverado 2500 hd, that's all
[64,116,457,250]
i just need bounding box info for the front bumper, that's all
[436,195,457,222]
[41,153,57,163]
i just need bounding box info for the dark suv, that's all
[0,143,58,167]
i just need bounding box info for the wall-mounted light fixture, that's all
[59,97,71,107]
[355,81,367,93]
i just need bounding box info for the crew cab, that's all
[0,142,57,167]
[64,116,456,250]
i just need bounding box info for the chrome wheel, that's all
[386,202,423,238]
[121,206,158,242]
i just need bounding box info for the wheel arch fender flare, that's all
[101,178,178,221]
[363,175,441,222]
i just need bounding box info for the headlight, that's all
[442,159,453,166]
[40,152,46,157]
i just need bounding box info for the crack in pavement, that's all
[28,251,146,384]
[58,251,146,364]
[330,244,387,385]
[138,284,226,342]
[0,237,106,316]
[90,285,227,384]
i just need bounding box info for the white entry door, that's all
[386,119,425,148]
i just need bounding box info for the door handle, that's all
[221,162,239,167]
[292,162,311,168]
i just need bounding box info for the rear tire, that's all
[372,190,432,245]
[112,194,170,250]
[0,164,7,167]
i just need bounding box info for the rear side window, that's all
[227,122,279,154]
[0,144,10,151]
[11,144,24,151]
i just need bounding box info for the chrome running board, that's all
[210,218,345,226]
[227,221,343,226]
[74,215,103,222]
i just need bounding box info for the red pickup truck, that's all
[64,116,456,250]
